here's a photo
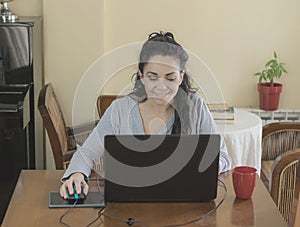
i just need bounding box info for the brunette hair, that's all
[133,31,195,96]
[132,31,197,134]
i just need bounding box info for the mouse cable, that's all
[97,203,150,227]
[101,212,150,227]
[86,203,111,227]
[59,199,78,227]
[85,178,226,227]
[161,178,227,227]
[85,174,105,227]
[85,207,105,227]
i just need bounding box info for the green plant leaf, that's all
[266,59,276,67]
[253,51,287,83]
[275,66,281,78]
[280,63,288,73]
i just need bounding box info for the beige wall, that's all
[103,0,300,110]
[10,0,43,16]
[43,0,104,124]
[10,0,300,168]
[11,0,300,122]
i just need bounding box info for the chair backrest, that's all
[38,83,75,169]
[293,162,300,227]
[269,148,300,224]
[289,156,300,227]
[97,95,119,118]
[262,122,300,160]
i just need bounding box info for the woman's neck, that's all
[144,98,174,115]
[138,99,174,134]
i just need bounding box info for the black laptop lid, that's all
[104,134,220,202]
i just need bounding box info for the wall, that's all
[10,0,43,16]
[10,0,300,168]
[11,0,300,121]
[103,0,300,110]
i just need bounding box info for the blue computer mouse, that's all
[66,184,86,200]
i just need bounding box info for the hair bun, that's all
[164,32,174,39]
[148,31,175,41]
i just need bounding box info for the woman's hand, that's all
[60,172,89,199]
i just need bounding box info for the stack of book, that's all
[207,103,235,124]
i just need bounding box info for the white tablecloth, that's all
[217,109,262,174]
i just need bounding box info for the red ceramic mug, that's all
[232,166,257,200]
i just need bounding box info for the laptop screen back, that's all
[104,134,220,202]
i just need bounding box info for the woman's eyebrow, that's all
[146,71,158,75]
[146,71,177,76]
[165,72,177,76]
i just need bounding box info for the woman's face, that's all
[139,55,185,106]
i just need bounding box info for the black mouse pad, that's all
[48,191,105,208]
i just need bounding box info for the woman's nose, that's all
[156,79,168,89]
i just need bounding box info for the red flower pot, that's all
[257,83,282,111]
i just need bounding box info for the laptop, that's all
[104,134,220,203]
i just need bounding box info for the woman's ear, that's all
[138,70,144,84]
[179,70,185,84]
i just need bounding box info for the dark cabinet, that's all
[0,16,44,223]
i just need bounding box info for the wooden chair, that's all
[96,95,119,118]
[38,83,96,170]
[288,156,300,227]
[269,148,300,223]
[261,122,300,187]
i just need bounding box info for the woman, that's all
[60,31,231,198]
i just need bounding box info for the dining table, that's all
[1,169,287,226]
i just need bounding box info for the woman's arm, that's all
[60,102,120,196]
[195,95,232,173]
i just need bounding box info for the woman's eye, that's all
[148,75,158,80]
[167,78,176,81]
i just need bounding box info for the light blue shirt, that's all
[63,93,231,180]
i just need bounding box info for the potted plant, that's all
[254,51,287,111]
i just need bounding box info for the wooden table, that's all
[2,170,287,227]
